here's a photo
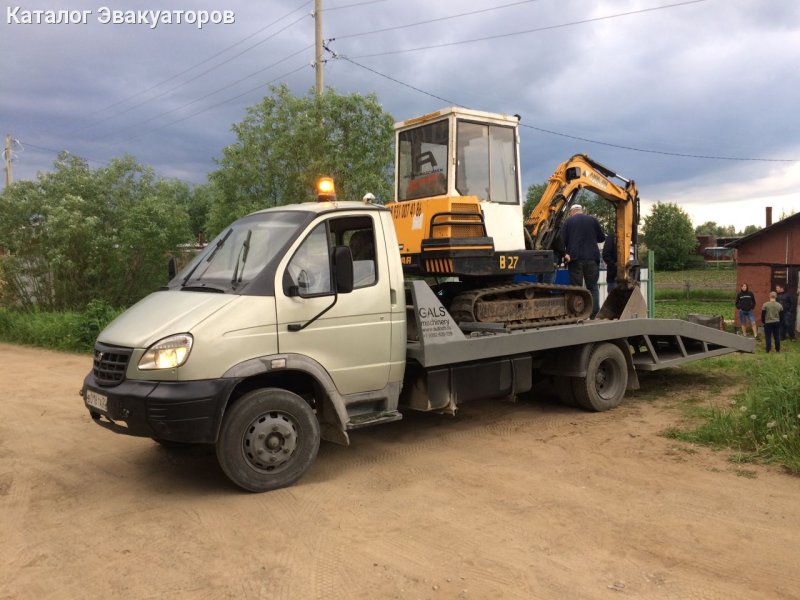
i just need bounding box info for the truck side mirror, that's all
[333,246,354,294]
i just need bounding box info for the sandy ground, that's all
[1,342,799,600]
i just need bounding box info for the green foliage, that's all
[0,302,123,353]
[643,202,697,270]
[695,221,736,236]
[741,224,761,235]
[207,85,395,236]
[0,154,194,310]
[670,351,800,474]
[522,182,547,217]
[523,183,616,232]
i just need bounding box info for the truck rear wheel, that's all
[571,343,627,412]
[216,388,320,492]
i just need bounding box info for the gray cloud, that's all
[2,0,798,228]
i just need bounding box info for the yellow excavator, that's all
[386,107,645,328]
[525,153,646,320]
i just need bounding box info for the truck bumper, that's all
[81,374,237,443]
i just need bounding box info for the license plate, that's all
[85,389,108,412]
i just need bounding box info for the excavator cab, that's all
[388,107,552,278]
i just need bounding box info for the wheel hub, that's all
[243,412,298,472]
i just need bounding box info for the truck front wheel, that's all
[572,343,628,412]
[216,388,320,492]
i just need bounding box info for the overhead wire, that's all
[81,0,312,120]
[332,0,541,40]
[335,54,797,163]
[347,0,711,58]
[113,44,314,139]
[80,11,312,135]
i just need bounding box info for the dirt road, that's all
[1,342,799,600]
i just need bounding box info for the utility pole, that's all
[314,0,323,96]
[3,134,12,188]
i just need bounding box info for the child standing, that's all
[761,291,783,353]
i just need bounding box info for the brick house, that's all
[727,209,799,328]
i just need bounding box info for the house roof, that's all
[726,212,800,248]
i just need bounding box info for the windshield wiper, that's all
[231,229,252,289]
[181,228,233,287]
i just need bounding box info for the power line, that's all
[336,54,798,163]
[85,0,312,118]
[348,0,711,58]
[324,0,388,11]
[332,0,541,39]
[74,2,312,134]
[113,44,314,139]
[126,63,311,142]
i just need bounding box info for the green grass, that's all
[662,347,800,475]
[0,300,122,353]
[654,267,736,287]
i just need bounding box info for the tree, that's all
[523,184,615,233]
[0,154,193,309]
[207,85,395,235]
[741,224,762,235]
[642,202,697,270]
[695,221,736,237]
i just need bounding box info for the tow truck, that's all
[81,108,753,492]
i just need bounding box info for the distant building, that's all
[727,208,799,326]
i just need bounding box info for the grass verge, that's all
[0,300,122,353]
[662,344,800,475]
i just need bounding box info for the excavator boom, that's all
[525,153,645,319]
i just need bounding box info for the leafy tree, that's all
[0,154,192,309]
[523,183,615,233]
[741,224,762,235]
[523,182,548,217]
[695,221,736,237]
[208,85,395,235]
[642,202,697,270]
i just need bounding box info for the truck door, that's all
[275,214,393,395]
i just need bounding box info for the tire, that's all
[216,388,320,492]
[571,343,628,412]
[553,376,579,407]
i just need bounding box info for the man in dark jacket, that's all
[562,204,606,318]
[775,284,796,340]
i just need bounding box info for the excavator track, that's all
[449,282,593,330]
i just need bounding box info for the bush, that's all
[0,302,123,353]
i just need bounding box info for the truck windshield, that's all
[176,211,307,289]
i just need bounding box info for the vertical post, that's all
[314,0,323,96]
[647,250,655,318]
[3,134,12,188]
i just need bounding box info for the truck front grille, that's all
[93,343,132,387]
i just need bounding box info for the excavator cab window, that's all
[455,121,518,205]
[397,119,448,201]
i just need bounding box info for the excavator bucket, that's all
[596,284,648,320]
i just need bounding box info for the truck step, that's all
[346,411,403,430]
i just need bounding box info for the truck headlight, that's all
[138,334,193,370]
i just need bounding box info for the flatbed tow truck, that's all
[80,108,753,492]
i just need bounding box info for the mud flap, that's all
[597,285,648,320]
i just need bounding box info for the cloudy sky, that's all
[2,0,798,230]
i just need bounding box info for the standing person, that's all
[602,230,617,292]
[735,283,758,338]
[775,284,796,341]
[561,204,606,318]
[761,291,783,353]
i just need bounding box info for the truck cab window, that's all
[285,223,333,296]
[347,228,376,288]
